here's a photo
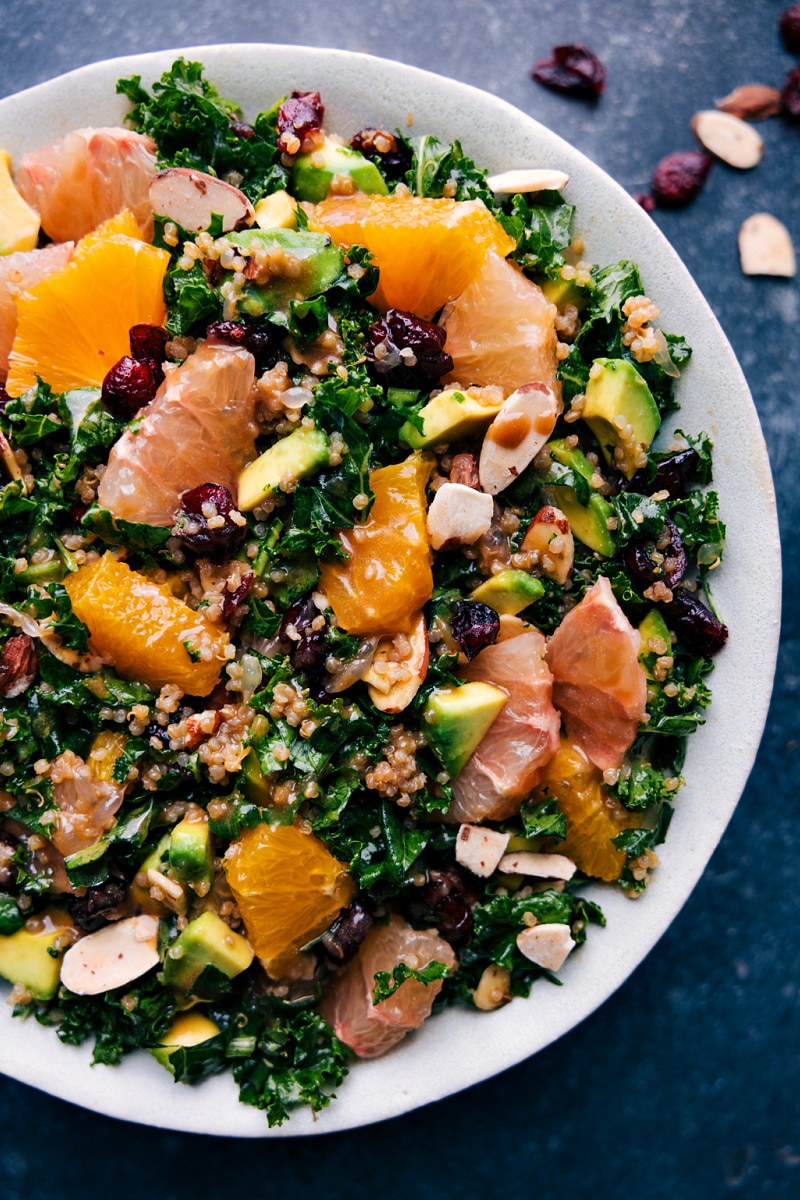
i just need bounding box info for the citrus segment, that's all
[441,251,558,393]
[6,231,168,397]
[97,342,258,527]
[320,453,434,635]
[223,822,354,976]
[310,194,516,319]
[320,914,456,1058]
[447,630,561,824]
[63,551,230,696]
[546,576,647,771]
[75,208,145,252]
[16,126,157,243]
[530,738,637,881]
[0,242,73,376]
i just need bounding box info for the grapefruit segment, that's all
[447,630,561,824]
[0,242,74,377]
[320,914,456,1058]
[546,576,647,771]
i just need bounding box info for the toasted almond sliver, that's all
[739,213,797,277]
[486,168,569,194]
[498,851,577,881]
[691,110,763,169]
[516,923,575,972]
[455,824,510,878]
[715,84,783,121]
[60,914,160,996]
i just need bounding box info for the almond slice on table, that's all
[486,168,569,194]
[691,110,763,169]
[739,213,797,277]
[149,167,254,233]
[60,914,160,995]
[498,851,577,881]
[715,84,783,121]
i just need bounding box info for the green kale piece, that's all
[505,191,576,276]
[613,803,674,894]
[610,492,670,547]
[27,581,90,652]
[162,257,222,337]
[520,796,567,841]
[0,892,25,935]
[409,135,495,205]
[55,388,124,485]
[371,959,451,1004]
[52,974,176,1065]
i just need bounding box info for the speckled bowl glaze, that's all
[0,44,781,1137]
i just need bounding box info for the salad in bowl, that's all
[0,50,751,1133]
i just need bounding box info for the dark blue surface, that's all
[0,1,798,1194]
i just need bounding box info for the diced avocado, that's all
[163,910,254,1000]
[0,908,73,1000]
[582,358,661,479]
[540,276,590,313]
[290,137,389,204]
[423,681,508,779]
[226,228,344,317]
[150,1011,220,1073]
[238,426,329,512]
[269,550,321,607]
[130,834,171,916]
[169,817,213,887]
[0,150,39,254]
[637,608,672,680]
[242,744,271,805]
[470,569,545,616]
[546,440,616,557]
[253,190,298,230]
[400,387,505,450]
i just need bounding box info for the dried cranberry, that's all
[174,482,246,558]
[781,65,800,118]
[229,117,255,139]
[129,323,168,366]
[661,588,728,657]
[779,4,800,53]
[280,595,319,640]
[532,44,606,98]
[651,151,713,207]
[70,875,128,933]
[144,722,171,748]
[633,192,656,213]
[350,128,412,183]
[449,452,480,490]
[101,355,159,419]
[365,309,453,390]
[407,865,481,947]
[627,448,700,499]
[276,91,324,152]
[0,384,9,412]
[451,600,500,661]
[206,318,280,369]
[319,895,377,965]
[625,516,687,588]
[222,572,254,621]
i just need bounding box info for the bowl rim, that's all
[0,42,782,1138]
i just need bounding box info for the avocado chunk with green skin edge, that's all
[581,358,661,480]
[225,228,344,317]
[545,439,616,557]
[163,910,254,1000]
[0,908,72,1000]
[471,569,545,615]
[150,1011,221,1073]
[423,681,508,779]
[541,275,590,313]
[290,137,389,204]
[169,817,214,886]
[400,387,504,449]
[237,426,329,512]
[637,608,672,680]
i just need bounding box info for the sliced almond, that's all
[149,167,254,233]
[716,84,783,121]
[363,610,429,713]
[455,824,510,878]
[739,213,797,277]
[486,168,569,194]
[498,851,576,881]
[479,383,560,496]
[520,504,574,585]
[691,110,763,169]
[516,923,575,972]
[60,914,160,995]
[426,481,493,550]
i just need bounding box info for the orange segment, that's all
[310,194,516,319]
[530,738,637,881]
[6,218,168,397]
[75,208,145,252]
[223,822,354,976]
[320,453,434,636]
[64,552,230,696]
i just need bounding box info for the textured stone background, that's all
[0,1,797,1194]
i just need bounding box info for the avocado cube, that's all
[290,137,389,204]
[169,817,213,886]
[226,228,344,317]
[470,569,545,616]
[253,189,298,231]
[241,745,271,806]
[400,387,505,449]
[546,440,616,557]
[582,358,661,479]
[237,426,329,511]
[130,833,171,916]
[423,681,508,779]
[163,911,254,1000]
[150,1010,220,1073]
[637,608,672,680]
[541,275,589,313]
[0,908,73,1000]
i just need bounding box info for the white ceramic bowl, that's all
[0,44,781,1137]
